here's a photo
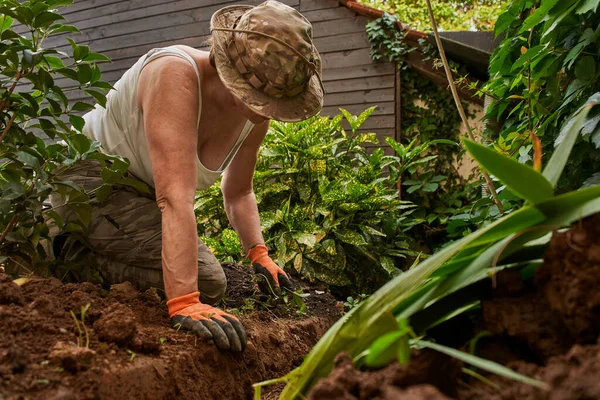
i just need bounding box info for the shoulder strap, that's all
[141,47,203,127]
[217,120,256,171]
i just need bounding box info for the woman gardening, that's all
[51,1,324,353]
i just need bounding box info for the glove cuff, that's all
[248,244,269,264]
[166,291,201,318]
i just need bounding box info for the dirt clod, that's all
[49,341,96,373]
[92,303,137,346]
[0,274,24,305]
[308,350,462,400]
[109,281,139,303]
[383,384,452,400]
[535,215,600,343]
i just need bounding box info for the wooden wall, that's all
[33,0,397,146]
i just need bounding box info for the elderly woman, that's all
[53,1,323,352]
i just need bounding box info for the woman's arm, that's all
[221,122,294,295]
[220,121,269,252]
[138,56,200,300]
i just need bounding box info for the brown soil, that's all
[0,263,342,400]
[306,214,600,400]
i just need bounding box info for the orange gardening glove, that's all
[166,292,246,353]
[248,244,294,296]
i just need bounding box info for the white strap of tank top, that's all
[217,120,255,171]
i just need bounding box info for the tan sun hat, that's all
[210,0,324,122]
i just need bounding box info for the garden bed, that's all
[0,263,341,400]
[307,214,600,400]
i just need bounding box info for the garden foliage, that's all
[277,93,600,400]
[366,13,513,246]
[0,0,128,277]
[196,108,427,294]
[485,0,600,192]
[358,0,509,31]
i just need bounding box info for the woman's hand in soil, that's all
[166,292,246,352]
[248,244,294,296]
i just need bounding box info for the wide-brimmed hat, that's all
[210,0,324,122]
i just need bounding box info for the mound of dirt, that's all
[306,214,600,400]
[0,263,341,399]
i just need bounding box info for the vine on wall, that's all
[366,14,489,248]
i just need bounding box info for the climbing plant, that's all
[483,0,600,192]
[365,13,493,248]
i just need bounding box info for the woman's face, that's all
[231,94,269,124]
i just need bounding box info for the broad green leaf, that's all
[364,328,411,368]
[57,68,79,80]
[43,55,65,69]
[576,0,600,14]
[417,340,549,390]
[2,181,26,201]
[72,101,95,112]
[69,115,85,132]
[294,233,317,248]
[546,100,595,185]
[16,150,40,170]
[511,45,545,72]
[48,23,79,34]
[69,134,91,155]
[77,64,92,84]
[335,230,367,246]
[49,0,74,6]
[0,15,14,30]
[519,0,560,33]
[463,139,553,204]
[380,256,396,274]
[82,52,111,63]
[33,11,64,28]
[359,225,386,237]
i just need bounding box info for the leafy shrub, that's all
[0,0,128,277]
[278,93,600,400]
[196,108,423,294]
[485,0,600,192]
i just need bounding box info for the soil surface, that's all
[307,214,600,400]
[0,262,341,400]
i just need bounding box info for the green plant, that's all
[281,288,309,317]
[484,0,600,192]
[359,0,509,31]
[126,349,136,362]
[0,0,135,278]
[343,293,369,312]
[69,302,90,348]
[196,108,423,294]
[271,94,600,399]
[366,13,503,247]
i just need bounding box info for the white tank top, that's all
[82,46,255,190]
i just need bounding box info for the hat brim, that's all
[211,5,323,123]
